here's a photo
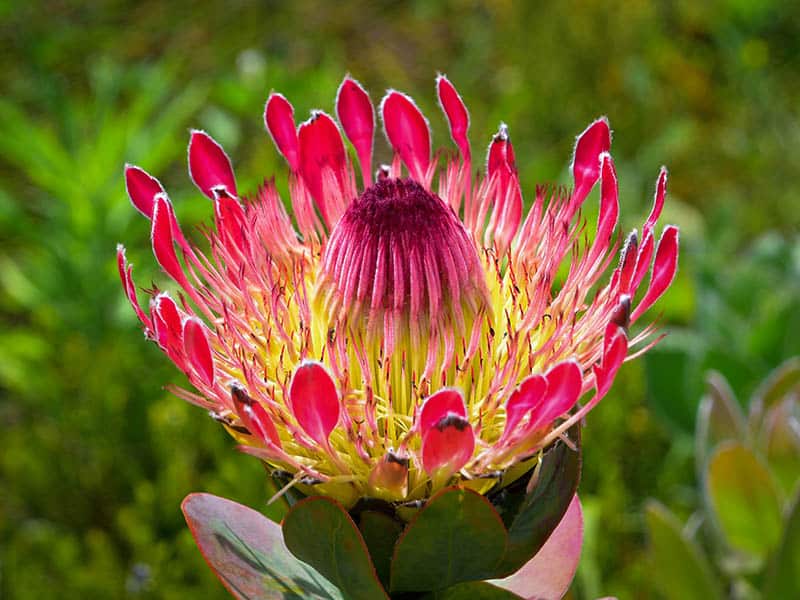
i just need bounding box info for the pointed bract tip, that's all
[125,164,165,219]
[494,122,509,141]
[379,89,431,182]
[188,129,237,200]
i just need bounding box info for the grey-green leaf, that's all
[763,489,800,599]
[645,500,723,600]
[182,493,344,600]
[706,443,783,558]
[695,371,746,473]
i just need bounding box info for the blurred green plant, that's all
[0,61,260,599]
[645,231,800,433]
[646,358,800,599]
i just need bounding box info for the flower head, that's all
[119,74,678,507]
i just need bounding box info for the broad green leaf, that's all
[357,510,403,590]
[764,489,800,599]
[706,443,783,557]
[425,581,522,599]
[390,487,508,593]
[181,493,344,600]
[695,371,746,474]
[490,494,583,600]
[645,500,723,600]
[494,424,581,576]
[282,496,388,600]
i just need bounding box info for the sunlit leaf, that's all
[282,496,388,600]
[390,487,508,593]
[182,492,344,599]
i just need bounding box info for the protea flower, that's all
[118,74,678,511]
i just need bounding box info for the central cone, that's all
[317,178,488,348]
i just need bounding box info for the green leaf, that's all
[181,493,344,600]
[644,500,723,600]
[695,371,746,473]
[706,442,783,558]
[764,489,800,599]
[494,424,581,576]
[749,357,800,431]
[282,496,388,600]
[424,581,522,599]
[390,487,508,593]
[760,397,800,495]
[356,510,403,590]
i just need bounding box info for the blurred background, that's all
[1,1,798,598]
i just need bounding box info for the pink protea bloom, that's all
[118,74,678,507]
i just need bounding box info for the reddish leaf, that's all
[491,495,583,600]
[264,93,300,171]
[288,361,341,447]
[188,130,238,199]
[380,90,431,182]
[181,493,344,600]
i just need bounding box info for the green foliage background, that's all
[1,1,798,598]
